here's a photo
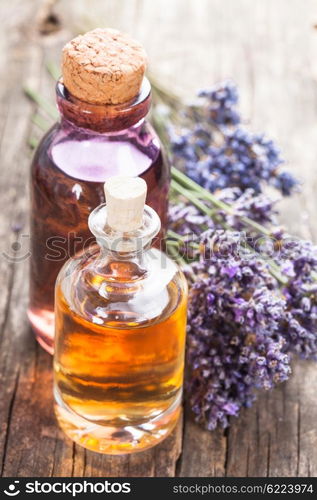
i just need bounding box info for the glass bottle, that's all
[53,177,187,454]
[29,76,169,354]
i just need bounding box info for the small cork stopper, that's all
[104,176,147,232]
[62,28,147,105]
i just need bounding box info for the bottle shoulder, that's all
[56,247,187,329]
[31,123,59,163]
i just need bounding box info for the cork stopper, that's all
[62,28,147,105]
[104,176,147,232]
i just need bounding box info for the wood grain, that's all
[0,0,316,477]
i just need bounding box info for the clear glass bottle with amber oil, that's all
[53,176,187,454]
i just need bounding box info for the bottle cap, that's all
[62,28,147,105]
[104,176,147,232]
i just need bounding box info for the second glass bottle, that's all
[54,176,188,454]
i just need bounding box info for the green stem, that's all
[167,229,187,241]
[171,167,272,237]
[166,241,187,266]
[171,172,287,284]
[31,114,51,131]
[24,87,58,120]
[28,137,39,149]
[167,232,200,252]
[46,61,60,81]
[171,180,212,216]
[150,112,171,150]
[149,74,183,110]
[166,240,180,248]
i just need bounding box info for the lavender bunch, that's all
[186,231,291,430]
[170,81,298,196]
[155,79,316,430]
[184,231,317,430]
[169,169,317,429]
[169,187,277,238]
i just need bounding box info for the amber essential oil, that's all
[53,177,187,453]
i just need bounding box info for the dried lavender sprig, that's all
[185,230,292,429]
[167,80,299,197]
[172,167,272,237]
[24,86,59,120]
[171,203,317,430]
[46,61,60,81]
[31,114,51,131]
[197,80,240,127]
[170,169,286,283]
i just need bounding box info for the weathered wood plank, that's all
[177,410,227,477]
[0,0,45,476]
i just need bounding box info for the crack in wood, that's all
[297,403,301,477]
[223,427,229,477]
[0,261,15,345]
[1,370,20,476]
[50,435,59,477]
[175,408,187,476]
[71,442,76,477]
[267,434,271,477]
[83,448,87,477]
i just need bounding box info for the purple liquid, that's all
[52,138,155,181]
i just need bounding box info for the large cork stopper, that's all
[62,28,147,105]
[104,176,147,232]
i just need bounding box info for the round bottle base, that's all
[28,308,55,354]
[54,390,181,455]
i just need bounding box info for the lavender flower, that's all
[218,188,278,229]
[168,203,214,237]
[186,231,291,429]
[278,237,317,359]
[198,80,240,126]
[163,81,315,431]
[168,187,276,239]
[168,202,317,429]
[170,82,298,195]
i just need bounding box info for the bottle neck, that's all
[59,114,146,139]
[89,203,161,255]
[56,77,151,133]
[95,247,148,285]
[88,203,161,286]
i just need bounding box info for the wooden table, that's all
[1,0,317,477]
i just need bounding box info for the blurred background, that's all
[2,0,317,237]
